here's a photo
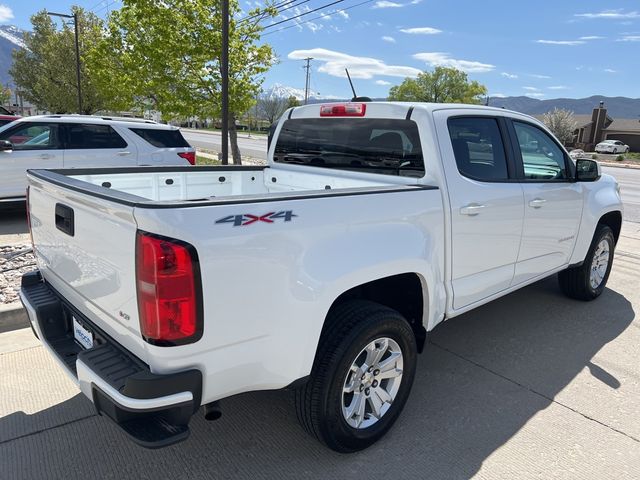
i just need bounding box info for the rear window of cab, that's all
[274,118,424,177]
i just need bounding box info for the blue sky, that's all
[1,0,639,99]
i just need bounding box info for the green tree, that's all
[388,67,487,104]
[0,85,11,106]
[10,7,106,114]
[89,0,277,165]
[542,108,577,145]
[286,96,300,109]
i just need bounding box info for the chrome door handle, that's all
[460,203,486,216]
[116,151,131,156]
[39,153,53,159]
[528,198,546,208]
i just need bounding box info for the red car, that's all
[0,114,20,128]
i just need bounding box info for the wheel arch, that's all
[598,210,622,244]
[322,272,429,354]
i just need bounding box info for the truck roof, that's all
[290,101,536,122]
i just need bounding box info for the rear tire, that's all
[295,300,417,453]
[559,225,615,301]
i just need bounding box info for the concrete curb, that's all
[0,303,28,334]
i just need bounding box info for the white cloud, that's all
[288,48,422,79]
[523,86,539,91]
[575,10,640,20]
[536,39,586,46]
[490,93,507,98]
[375,80,392,85]
[530,74,551,79]
[604,68,617,73]
[501,72,518,79]
[548,85,568,90]
[617,35,640,42]
[0,4,14,22]
[526,93,546,98]
[410,0,423,3]
[400,27,442,35]
[382,36,396,43]
[306,22,323,33]
[337,10,349,19]
[373,1,403,8]
[413,52,495,73]
[579,36,605,40]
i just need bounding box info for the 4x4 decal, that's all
[215,210,297,227]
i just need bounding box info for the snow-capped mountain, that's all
[0,25,26,49]
[263,83,327,101]
[0,25,26,87]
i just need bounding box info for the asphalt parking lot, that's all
[1,222,639,478]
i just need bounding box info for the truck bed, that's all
[30,165,413,206]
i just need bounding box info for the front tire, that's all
[295,300,417,453]
[559,225,615,300]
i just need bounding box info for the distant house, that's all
[572,102,640,152]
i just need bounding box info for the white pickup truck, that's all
[20,102,623,452]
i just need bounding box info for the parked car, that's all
[569,148,585,159]
[0,114,20,128]
[0,115,195,203]
[20,102,622,452]
[595,139,630,154]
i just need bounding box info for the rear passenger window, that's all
[448,117,509,181]
[66,124,127,149]
[130,128,190,148]
[513,122,567,180]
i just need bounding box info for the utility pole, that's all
[47,11,82,114]
[221,0,229,165]
[303,57,313,105]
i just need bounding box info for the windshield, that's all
[274,118,424,177]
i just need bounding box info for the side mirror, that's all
[576,158,601,182]
[0,140,12,152]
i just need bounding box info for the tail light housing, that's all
[320,103,366,117]
[178,151,196,165]
[136,231,203,346]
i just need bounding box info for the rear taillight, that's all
[178,151,196,165]
[136,231,202,345]
[320,103,366,117]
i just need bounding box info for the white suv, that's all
[0,115,196,202]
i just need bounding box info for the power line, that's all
[262,0,346,30]
[238,0,298,24]
[262,0,375,36]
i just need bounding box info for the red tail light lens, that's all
[136,232,203,345]
[320,103,366,117]
[178,151,196,165]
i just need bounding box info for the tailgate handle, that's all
[55,203,75,237]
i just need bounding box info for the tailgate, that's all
[27,175,148,362]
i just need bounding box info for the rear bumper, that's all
[19,270,202,449]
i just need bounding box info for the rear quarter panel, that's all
[134,187,445,403]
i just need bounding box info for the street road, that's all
[182,129,268,160]
[1,225,639,478]
[603,166,640,223]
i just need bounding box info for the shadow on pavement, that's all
[0,205,28,236]
[0,276,634,479]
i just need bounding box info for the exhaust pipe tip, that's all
[204,401,222,421]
